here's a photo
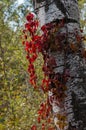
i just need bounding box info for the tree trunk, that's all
[33,0,86,129]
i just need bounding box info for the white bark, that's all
[34,0,79,25]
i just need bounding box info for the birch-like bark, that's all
[33,0,86,129]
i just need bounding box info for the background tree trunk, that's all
[33,0,86,129]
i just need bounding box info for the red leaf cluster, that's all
[31,125,37,130]
[22,13,43,89]
[37,102,51,122]
[26,13,34,21]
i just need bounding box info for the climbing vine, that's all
[22,13,86,130]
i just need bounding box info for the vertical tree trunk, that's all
[33,0,86,129]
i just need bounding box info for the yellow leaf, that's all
[57,121,68,129]
[70,43,77,51]
[57,114,66,121]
